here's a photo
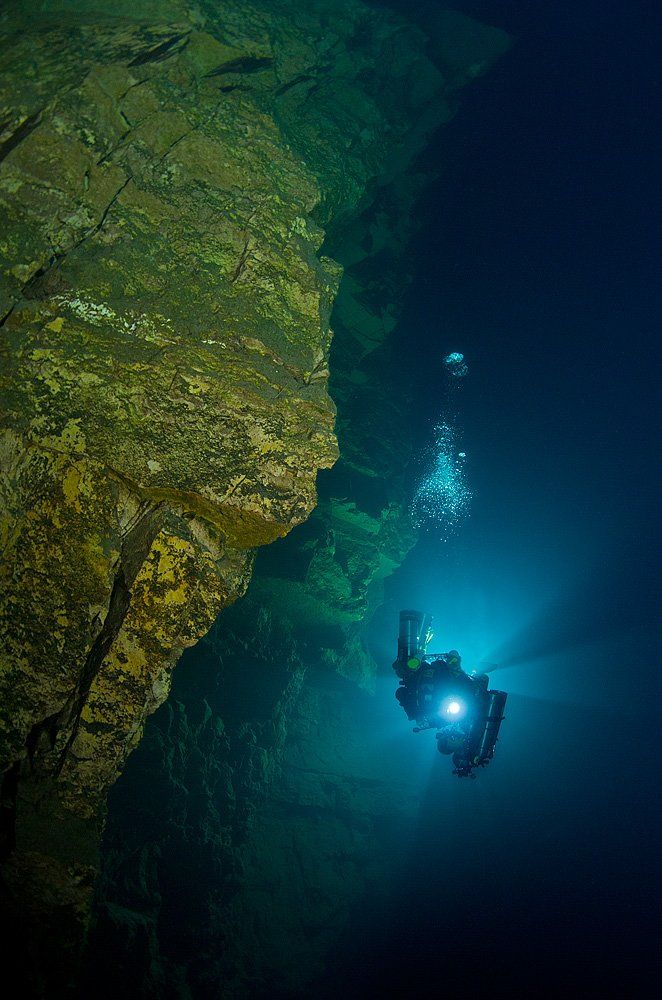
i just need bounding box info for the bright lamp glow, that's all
[439,696,466,718]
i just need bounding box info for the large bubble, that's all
[443,352,469,378]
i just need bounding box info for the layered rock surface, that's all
[0,0,508,993]
[87,6,509,998]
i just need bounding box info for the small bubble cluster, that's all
[443,352,469,378]
[412,422,472,540]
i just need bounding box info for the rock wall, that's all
[88,7,510,998]
[0,0,509,993]
[95,606,424,998]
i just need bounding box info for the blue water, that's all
[358,1,662,993]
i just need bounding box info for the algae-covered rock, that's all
[83,4,510,996]
[0,0,509,992]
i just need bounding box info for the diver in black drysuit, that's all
[395,650,475,721]
[393,611,507,776]
[395,650,491,771]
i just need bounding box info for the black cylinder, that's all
[475,690,507,764]
[397,609,431,664]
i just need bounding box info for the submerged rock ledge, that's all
[0,0,508,993]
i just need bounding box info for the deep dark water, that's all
[338,0,662,995]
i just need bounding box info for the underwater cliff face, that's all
[0,0,508,993]
[88,10,508,1000]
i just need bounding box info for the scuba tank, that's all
[395,609,433,674]
[473,690,508,765]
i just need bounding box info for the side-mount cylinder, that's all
[474,690,508,765]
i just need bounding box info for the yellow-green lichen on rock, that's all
[80,5,510,995]
[1,1,343,840]
[0,0,493,986]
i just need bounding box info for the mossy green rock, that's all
[0,0,509,991]
[81,5,510,997]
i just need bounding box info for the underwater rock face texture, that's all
[84,7,508,1000]
[0,0,508,993]
[95,608,424,998]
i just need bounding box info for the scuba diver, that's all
[393,610,508,777]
